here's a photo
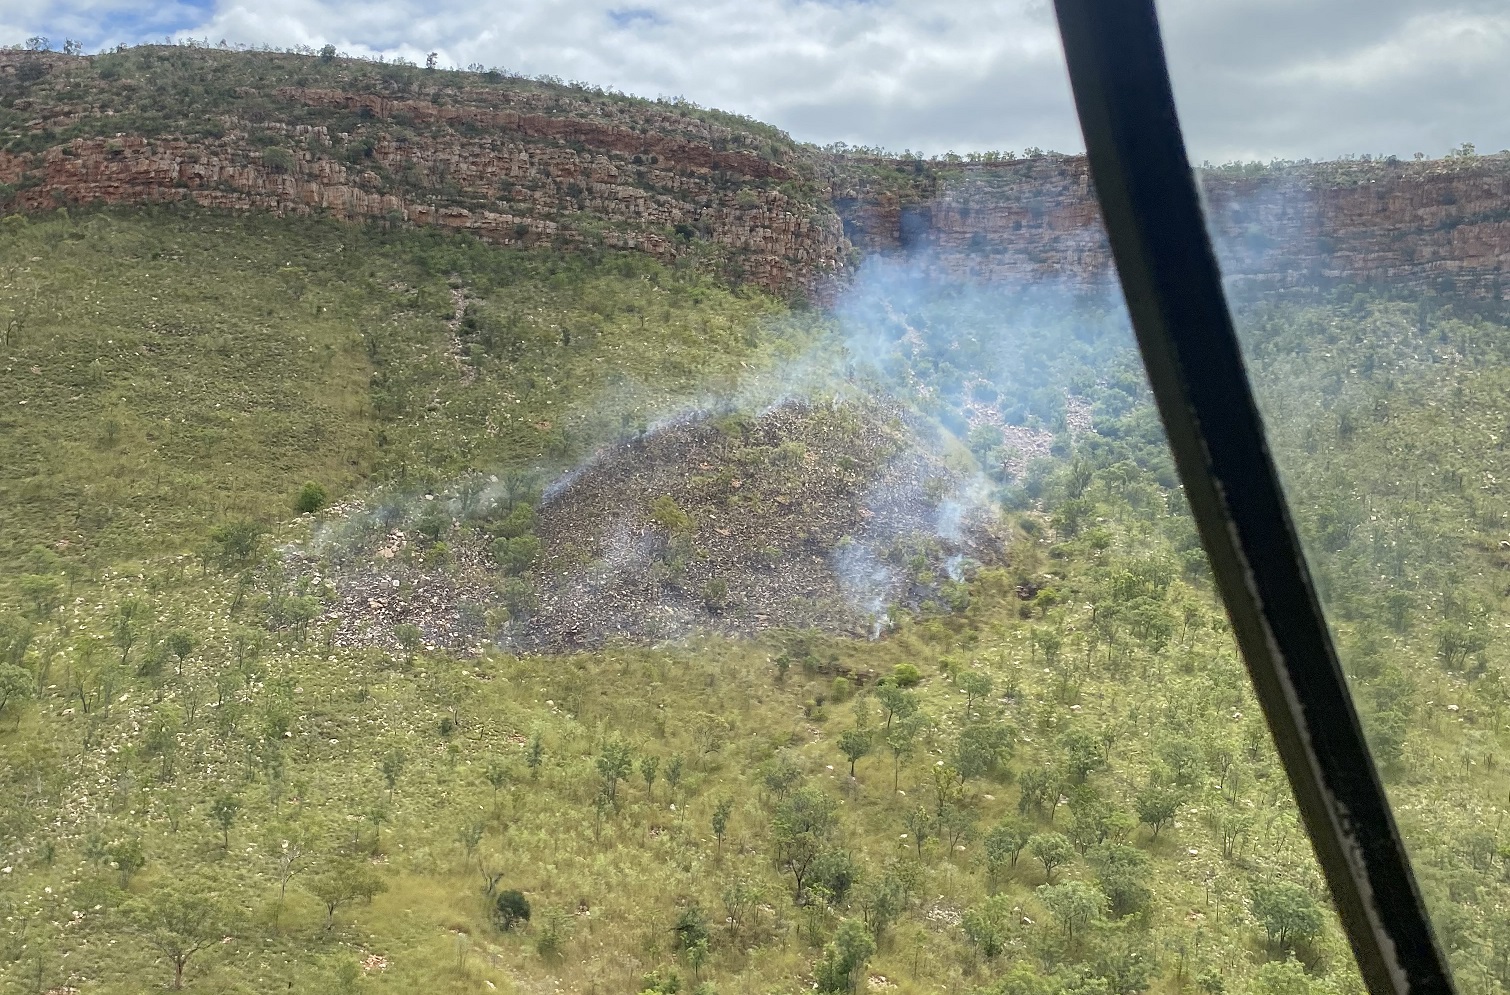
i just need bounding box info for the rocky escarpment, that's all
[829,153,1510,300]
[0,48,849,295]
[3,46,1509,301]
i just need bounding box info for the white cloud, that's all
[6,0,1510,161]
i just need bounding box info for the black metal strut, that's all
[1049,3,1454,995]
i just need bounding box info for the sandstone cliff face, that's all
[831,155,1510,301]
[3,47,1508,302]
[0,50,848,295]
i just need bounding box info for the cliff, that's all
[3,46,1509,302]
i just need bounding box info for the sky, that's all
[3,0,1508,163]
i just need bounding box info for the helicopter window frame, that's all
[1049,4,1456,995]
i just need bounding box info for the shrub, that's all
[495,503,535,539]
[493,889,531,930]
[702,578,729,613]
[295,481,327,514]
[493,534,541,575]
[892,663,922,688]
[263,147,295,173]
[649,495,693,535]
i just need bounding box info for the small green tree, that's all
[112,597,146,667]
[959,671,994,720]
[108,835,147,887]
[0,663,33,727]
[1089,843,1152,917]
[664,753,684,799]
[597,739,632,807]
[984,818,1032,880]
[712,797,734,851]
[963,893,1016,958]
[381,749,407,801]
[164,628,195,677]
[1251,880,1324,952]
[484,760,511,811]
[1037,879,1106,940]
[393,624,422,663]
[1135,784,1183,838]
[526,730,544,778]
[308,861,388,932]
[1027,832,1074,883]
[1058,726,1105,782]
[209,794,240,850]
[814,918,875,993]
[772,788,838,899]
[493,889,531,930]
[492,535,540,575]
[208,519,266,568]
[295,481,328,514]
[124,886,233,990]
[838,728,872,777]
[640,754,660,799]
[875,684,919,731]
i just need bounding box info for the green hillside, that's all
[1,207,1508,995]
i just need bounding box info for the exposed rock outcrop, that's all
[3,47,1508,301]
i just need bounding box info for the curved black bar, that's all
[1050,3,1454,995]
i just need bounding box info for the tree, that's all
[112,597,146,667]
[814,918,875,993]
[393,624,422,663]
[876,684,919,731]
[838,728,872,777]
[711,797,733,851]
[892,806,929,863]
[526,730,544,778]
[209,794,240,850]
[1089,843,1151,917]
[1058,726,1105,782]
[640,754,660,799]
[1018,765,1058,817]
[164,628,195,677]
[885,713,925,791]
[124,887,232,989]
[856,872,907,942]
[1251,880,1324,951]
[1248,960,1318,995]
[984,818,1032,880]
[295,481,328,514]
[108,835,146,887]
[484,760,511,811]
[1037,880,1106,940]
[308,861,388,931]
[1135,784,1183,838]
[772,788,837,899]
[664,753,684,799]
[381,749,407,800]
[0,663,33,727]
[954,721,1014,784]
[1027,832,1074,883]
[208,519,266,568]
[458,821,484,864]
[493,889,531,930]
[596,739,632,807]
[272,835,309,924]
[959,671,994,720]
[962,893,1016,958]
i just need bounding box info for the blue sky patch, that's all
[607,8,665,29]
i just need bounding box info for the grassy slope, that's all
[1,208,1508,995]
